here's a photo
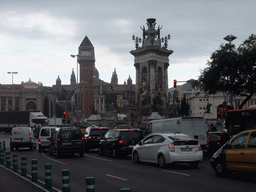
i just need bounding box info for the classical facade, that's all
[130,18,173,115]
[0,79,49,113]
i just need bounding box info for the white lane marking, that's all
[41,153,67,165]
[162,170,190,177]
[106,174,128,181]
[84,154,113,162]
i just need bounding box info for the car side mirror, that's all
[227,144,232,149]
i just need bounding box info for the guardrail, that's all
[0,142,132,192]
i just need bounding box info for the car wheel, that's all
[215,161,228,177]
[158,154,166,168]
[39,147,41,153]
[79,151,84,158]
[133,151,140,164]
[99,148,103,156]
[49,149,53,156]
[30,146,33,151]
[11,147,13,152]
[190,161,199,168]
[112,149,118,159]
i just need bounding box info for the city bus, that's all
[225,108,256,136]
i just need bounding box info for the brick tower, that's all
[78,36,95,117]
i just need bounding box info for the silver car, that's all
[132,133,203,168]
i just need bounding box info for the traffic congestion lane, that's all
[1,132,256,192]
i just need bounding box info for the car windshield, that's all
[90,129,109,136]
[61,130,82,140]
[120,131,141,140]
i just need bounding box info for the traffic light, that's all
[110,83,114,90]
[173,79,177,88]
[67,113,71,120]
[63,111,66,119]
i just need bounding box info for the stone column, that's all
[99,96,102,112]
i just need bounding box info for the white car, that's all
[38,127,58,153]
[132,133,203,168]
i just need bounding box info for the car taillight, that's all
[38,139,41,145]
[198,142,202,151]
[29,134,32,142]
[118,140,128,145]
[82,137,84,140]
[88,136,95,139]
[10,135,12,142]
[169,143,175,152]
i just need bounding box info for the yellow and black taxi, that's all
[210,129,256,176]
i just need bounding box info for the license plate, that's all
[62,142,72,146]
[76,142,82,144]
[181,148,192,152]
[14,138,22,140]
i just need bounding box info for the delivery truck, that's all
[0,111,48,134]
[145,117,209,151]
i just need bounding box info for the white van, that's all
[10,127,36,151]
[145,117,209,150]
[38,126,58,153]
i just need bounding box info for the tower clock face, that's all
[81,51,92,56]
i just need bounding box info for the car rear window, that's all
[120,131,142,140]
[90,129,109,136]
[41,129,50,136]
[168,135,198,145]
[61,130,83,140]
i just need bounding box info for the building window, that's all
[1,98,6,111]
[199,99,202,101]
[199,107,202,110]
[8,97,12,111]
[15,97,19,111]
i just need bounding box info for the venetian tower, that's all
[78,36,95,117]
[130,18,173,114]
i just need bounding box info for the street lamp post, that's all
[7,72,18,111]
[224,34,237,108]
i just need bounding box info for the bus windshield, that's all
[225,108,256,136]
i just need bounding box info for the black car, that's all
[98,128,143,158]
[49,127,85,158]
[207,132,222,156]
[84,126,109,152]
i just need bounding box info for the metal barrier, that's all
[45,163,52,189]
[12,153,18,172]
[86,177,95,192]
[31,159,38,182]
[62,169,70,192]
[21,156,27,176]
[5,151,10,168]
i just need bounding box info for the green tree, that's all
[197,34,256,109]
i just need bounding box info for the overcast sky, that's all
[1,0,255,87]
